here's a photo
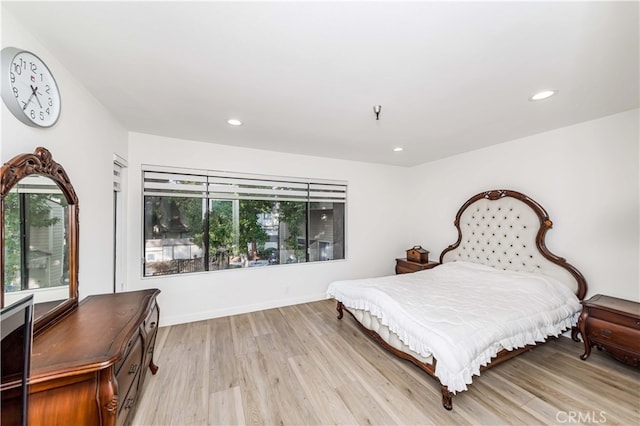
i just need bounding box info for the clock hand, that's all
[22,92,35,110]
[31,85,43,108]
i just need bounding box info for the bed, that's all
[327,189,587,410]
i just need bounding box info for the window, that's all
[142,169,346,277]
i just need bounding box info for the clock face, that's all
[1,47,61,128]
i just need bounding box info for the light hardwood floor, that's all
[133,299,640,425]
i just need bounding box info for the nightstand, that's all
[395,258,439,275]
[577,294,640,367]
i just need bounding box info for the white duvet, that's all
[326,261,581,393]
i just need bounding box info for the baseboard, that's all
[159,292,329,327]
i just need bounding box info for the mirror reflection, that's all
[3,175,69,307]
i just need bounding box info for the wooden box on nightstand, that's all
[395,258,439,275]
[577,294,640,367]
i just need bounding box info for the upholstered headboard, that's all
[440,190,587,299]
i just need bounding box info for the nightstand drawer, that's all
[587,318,640,352]
[395,258,438,274]
[589,307,640,330]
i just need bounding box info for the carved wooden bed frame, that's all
[335,189,588,410]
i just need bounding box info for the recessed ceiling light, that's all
[227,119,242,126]
[529,90,558,101]
[393,147,403,152]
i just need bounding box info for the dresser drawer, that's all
[587,318,640,352]
[144,303,159,336]
[589,307,640,330]
[141,327,158,381]
[116,376,140,426]
[116,332,140,374]
[115,334,143,411]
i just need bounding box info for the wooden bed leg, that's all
[336,302,344,319]
[571,326,581,342]
[440,385,453,410]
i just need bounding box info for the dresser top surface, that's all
[583,294,640,317]
[30,289,160,380]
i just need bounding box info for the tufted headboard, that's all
[439,190,587,299]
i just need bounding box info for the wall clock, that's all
[1,47,61,128]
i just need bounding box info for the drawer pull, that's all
[149,321,156,329]
[601,329,613,337]
[129,363,139,374]
[636,320,640,326]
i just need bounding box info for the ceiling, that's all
[3,1,639,167]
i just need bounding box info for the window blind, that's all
[113,163,123,192]
[143,172,207,198]
[12,175,62,194]
[143,169,346,203]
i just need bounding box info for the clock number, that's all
[46,108,50,115]
[13,87,19,98]
[48,98,53,106]
[13,63,22,75]
[39,111,45,121]
[30,62,37,72]
[45,85,51,94]
[19,58,26,69]
[10,72,15,84]
[30,109,36,119]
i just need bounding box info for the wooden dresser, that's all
[395,258,439,274]
[577,294,640,367]
[27,289,160,425]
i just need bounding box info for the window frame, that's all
[141,165,347,278]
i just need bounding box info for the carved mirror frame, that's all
[1,147,79,334]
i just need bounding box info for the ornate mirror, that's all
[1,147,78,334]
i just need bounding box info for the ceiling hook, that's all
[373,105,382,120]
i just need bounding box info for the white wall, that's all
[1,9,128,299]
[406,109,639,302]
[127,133,410,326]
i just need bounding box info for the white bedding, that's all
[326,261,581,393]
